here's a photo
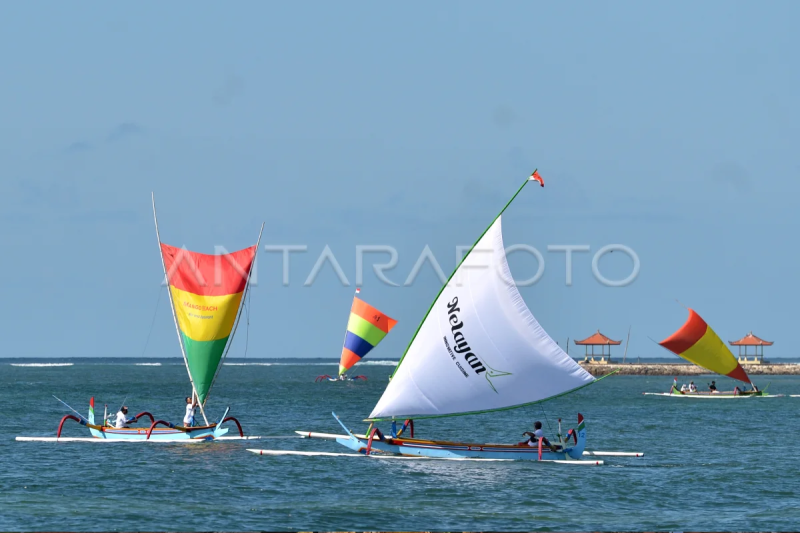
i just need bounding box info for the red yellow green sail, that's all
[161,244,257,403]
[339,294,397,376]
[659,309,751,383]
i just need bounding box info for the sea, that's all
[2,357,800,532]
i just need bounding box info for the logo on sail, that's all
[444,296,511,393]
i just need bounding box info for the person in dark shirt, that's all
[709,380,717,392]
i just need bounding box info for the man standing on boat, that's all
[115,406,132,428]
[184,396,198,427]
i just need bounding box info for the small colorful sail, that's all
[659,309,751,384]
[161,244,257,403]
[339,292,397,376]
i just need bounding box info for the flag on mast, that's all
[529,170,544,187]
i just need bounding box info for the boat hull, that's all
[88,425,228,441]
[331,413,588,462]
[336,435,576,460]
[644,390,768,399]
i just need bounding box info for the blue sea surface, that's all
[1,358,799,531]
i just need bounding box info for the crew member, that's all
[115,406,132,428]
[184,396,198,427]
[522,421,558,452]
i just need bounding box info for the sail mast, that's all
[390,171,537,379]
[152,192,209,425]
[203,222,265,407]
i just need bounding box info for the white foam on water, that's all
[135,363,162,366]
[10,363,74,367]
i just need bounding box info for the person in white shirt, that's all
[521,421,557,452]
[115,406,132,428]
[184,396,198,427]
[680,383,689,392]
[689,381,697,392]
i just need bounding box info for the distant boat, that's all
[644,308,773,399]
[52,194,263,440]
[316,288,397,382]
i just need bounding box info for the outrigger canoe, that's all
[44,194,262,441]
[54,398,242,441]
[644,308,776,399]
[277,171,618,464]
[643,385,772,399]
[315,288,396,383]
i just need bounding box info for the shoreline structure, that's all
[580,362,800,377]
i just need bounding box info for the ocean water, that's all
[2,358,799,531]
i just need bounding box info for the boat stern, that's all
[566,413,587,460]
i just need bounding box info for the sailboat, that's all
[315,288,397,382]
[51,194,263,441]
[287,171,611,462]
[643,308,771,399]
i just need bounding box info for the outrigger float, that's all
[19,194,262,442]
[315,288,396,383]
[643,308,781,399]
[251,171,640,464]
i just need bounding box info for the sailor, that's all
[752,384,759,393]
[680,383,689,392]
[522,421,557,452]
[709,380,718,392]
[184,396,198,427]
[115,406,132,428]
[689,381,697,392]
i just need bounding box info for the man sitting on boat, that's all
[521,421,558,452]
[680,383,689,392]
[689,381,697,392]
[184,396,198,427]
[115,406,132,428]
[709,380,718,392]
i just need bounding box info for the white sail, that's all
[368,216,595,420]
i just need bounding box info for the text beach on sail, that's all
[296,171,610,463]
[316,288,397,382]
[53,194,263,441]
[643,308,770,399]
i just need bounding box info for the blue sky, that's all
[2,1,798,359]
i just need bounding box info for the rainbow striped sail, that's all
[339,291,397,376]
[161,243,257,403]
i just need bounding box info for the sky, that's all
[1,1,798,359]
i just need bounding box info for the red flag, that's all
[529,170,544,187]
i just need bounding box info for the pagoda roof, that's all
[574,330,622,345]
[729,331,773,346]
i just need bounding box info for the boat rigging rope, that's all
[539,404,554,436]
[139,285,164,358]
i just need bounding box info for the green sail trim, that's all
[181,334,230,404]
[365,370,618,422]
[390,173,535,379]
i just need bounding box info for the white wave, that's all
[10,363,74,367]
[135,363,162,366]
[356,360,398,366]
